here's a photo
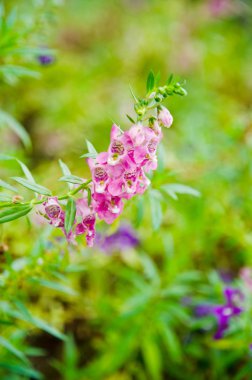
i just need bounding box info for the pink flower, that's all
[240,268,252,292]
[93,193,124,224]
[158,106,173,128]
[127,123,146,146]
[43,197,65,228]
[75,198,96,247]
[149,121,163,140]
[107,124,131,166]
[88,152,109,194]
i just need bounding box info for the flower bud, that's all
[158,106,173,128]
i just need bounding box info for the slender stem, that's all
[0,180,92,208]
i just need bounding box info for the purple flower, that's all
[37,54,54,66]
[196,287,243,339]
[95,224,139,253]
[213,288,243,339]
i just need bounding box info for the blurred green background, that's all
[1,0,252,379]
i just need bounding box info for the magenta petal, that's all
[96,152,108,164]
[108,181,123,196]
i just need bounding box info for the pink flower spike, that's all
[158,107,173,128]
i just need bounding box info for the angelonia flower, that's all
[157,106,173,128]
[0,75,187,247]
[37,79,180,247]
[196,287,243,339]
[41,111,171,247]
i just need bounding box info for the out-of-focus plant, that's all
[0,1,56,150]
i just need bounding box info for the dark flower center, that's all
[45,204,61,219]
[148,139,157,154]
[83,214,95,228]
[124,170,137,182]
[111,140,124,155]
[94,167,108,182]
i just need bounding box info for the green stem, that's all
[0,180,92,208]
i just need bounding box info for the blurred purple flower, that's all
[218,269,234,283]
[37,54,54,66]
[95,224,139,253]
[213,288,243,339]
[196,287,243,339]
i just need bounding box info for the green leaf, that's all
[158,322,182,362]
[0,156,35,183]
[126,114,135,123]
[65,197,76,234]
[0,64,40,79]
[58,159,71,176]
[59,175,83,185]
[161,184,201,199]
[146,71,155,93]
[0,336,28,364]
[59,159,73,189]
[0,179,17,192]
[80,152,97,158]
[86,139,97,155]
[129,85,139,103]
[11,177,51,196]
[0,205,32,224]
[29,278,76,296]
[80,140,98,159]
[8,304,67,341]
[141,336,162,380]
[167,73,174,85]
[32,317,67,340]
[0,362,42,379]
[0,154,13,160]
[135,196,144,227]
[0,110,31,149]
[149,190,163,231]
[16,160,35,183]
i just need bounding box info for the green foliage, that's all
[1,0,252,379]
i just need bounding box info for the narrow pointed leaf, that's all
[16,160,35,183]
[86,139,97,155]
[167,73,174,85]
[0,110,31,149]
[58,159,71,176]
[11,177,51,196]
[126,114,135,123]
[65,197,76,234]
[0,179,17,192]
[0,205,32,223]
[129,85,139,103]
[0,363,42,379]
[146,71,155,93]
[80,152,97,158]
[59,175,83,185]
[161,184,201,198]
[0,336,28,364]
